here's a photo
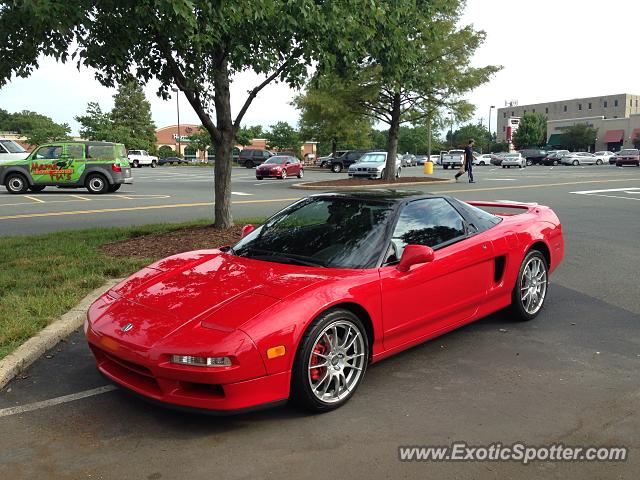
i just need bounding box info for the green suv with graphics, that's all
[0,141,132,194]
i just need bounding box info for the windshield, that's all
[0,140,26,153]
[357,153,386,163]
[619,149,639,155]
[505,153,520,158]
[232,197,396,269]
[264,156,288,164]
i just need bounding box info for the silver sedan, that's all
[560,152,601,166]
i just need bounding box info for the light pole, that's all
[488,105,495,139]
[171,87,181,158]
[448,111,454,148]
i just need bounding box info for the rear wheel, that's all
[510,250,548,321]
[443,165,449,170]
[151,160,157,168]
[5,173,29,194]
[596,159,603,165]
[29,185,46,192]
[85,174,109,194]
[297,169,304,179]
[291,309,369,412]
[281,169,287,180]
[256,176,263,180]
[331,163,343,173]
[572,159,579,166]
[132,160,139,168]
[244,160,254,168]
[553,160,559,166]
[526,159,532,166]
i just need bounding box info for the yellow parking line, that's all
[69,194,91,201]
[24,195,45,204]
[437,177,640,194]
[0,198,301,221]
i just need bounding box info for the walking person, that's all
[455,139,476,183]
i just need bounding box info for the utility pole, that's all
[171,87,181,158]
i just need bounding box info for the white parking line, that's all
[231,191,253,196]
[24,195,45,204]
[0,385,117,418]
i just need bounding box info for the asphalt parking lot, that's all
[1,163,639,479]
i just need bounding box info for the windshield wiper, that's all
[234,247,326,267]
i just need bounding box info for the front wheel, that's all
[5,173,29,194]
[256,176,263,180]
[244,160,254,169]
[280,169,287,180]
[526,159,532,166]
[297,169,304,179]
[331,163,343,173]
[151,160,157,168]
[443,165,449,170]
[553,160,559,166]
[510,250,549,321]
[396,167,401,178]
[572,160,579,166]
[291,309,369,412]
[596,159,603,165]
[132,160,139,168]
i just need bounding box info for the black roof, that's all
[312,189,436,203]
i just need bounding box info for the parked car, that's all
[542,150,570,166]
[519,149,548,166]
[614,149,640,167]
[490,152,509,166]
[0,141,132,194]
[85,191,564,413]
[594,151,616,165]
[501,152,526,168]
[128,149,158,168]
[441,149,465,169]
[560,152,599,166]
[239,148,273,168]
[347,151,401,179]
[0,138,30,163]
[316,151,346,168]
[401,153,416,167]
[473,154,492,166]
[329,150,372,173]
[415,155,428,165]
[158,156,189,166]
[255,155,303,180]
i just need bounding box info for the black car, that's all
[158,156,189,166]
[238,148,273,168]
[329,150,374,173]
[541,150,569,166]
[519,149,548,166]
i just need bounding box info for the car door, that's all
[61,143,86,184]
[378,198,495,351]
[30,144,64,184]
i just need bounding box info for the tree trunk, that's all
[427,118,432,159]
[384,92,402,182]
[332,137,337,157]
[212,59,234,229]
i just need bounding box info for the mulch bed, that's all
[301,176,448,187]
[99,224,243,259]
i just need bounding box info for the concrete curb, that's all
[290,177,455,190]
[0,278,122,390]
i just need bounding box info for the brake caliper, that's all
[310,341,327,381]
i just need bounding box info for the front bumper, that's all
[85,319,289,413]
[348,171,382,179]
[256,169,283,178]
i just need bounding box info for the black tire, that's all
[85,174,109,194]
[553,160,559,166]
[502,165,506,168]
[479,161,486,166]
[331,163,343,173]
[526,159,532,166]
[256,176,263,180]
[5,173,29,194]
[510,249,549,322]
[290,308,369,412]
[29,185,46,192]
[244,160,254,168]
[396,167,401,178]
[443,165,449,170]
[320,161,327,168]
[596,159,603,165]
[151,160,157,168]
[132,160,139,168]
[108,184,121,192]
[281,169,287,180]
[297,169,304,179]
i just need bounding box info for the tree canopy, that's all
[512,113,547,149]
[560,124,598,151]
[0,109,70,146]
[266,121,300,152]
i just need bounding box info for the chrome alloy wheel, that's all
[8,176,25,192]
[308,320,365,404]
[520,256,548,315]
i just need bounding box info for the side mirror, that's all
[241,224,255,238]
[396,245,434,273]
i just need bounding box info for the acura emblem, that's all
[120,323,134,333]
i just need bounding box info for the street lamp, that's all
[171,87,181,158]
[488,105,495,138]
[447,111,454,148]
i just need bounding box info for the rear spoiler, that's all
[466,201,543,216]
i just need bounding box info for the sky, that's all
[0,0,638,136]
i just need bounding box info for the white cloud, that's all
[1,0,638,135]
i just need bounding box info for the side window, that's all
[391,198,466,257]
[65,144,84,159]
[263,151,270,158]
[34,146,63,160]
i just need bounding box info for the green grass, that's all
[0,219,269,360]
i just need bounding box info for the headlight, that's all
[170,355,232,367]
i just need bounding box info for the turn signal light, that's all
[267,345,286,359]
[170,355,232,367]
[111,164,122,173]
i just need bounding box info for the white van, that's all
[0,139,30,163]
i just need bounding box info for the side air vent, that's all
[494,256,506,283]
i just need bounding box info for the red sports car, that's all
[85,191,564,414]
[255,155,303,180]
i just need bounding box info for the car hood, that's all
[350,161,399,169]
[105,251,330,332]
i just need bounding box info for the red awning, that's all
[632,129,640,141]
[603,129,625,143]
